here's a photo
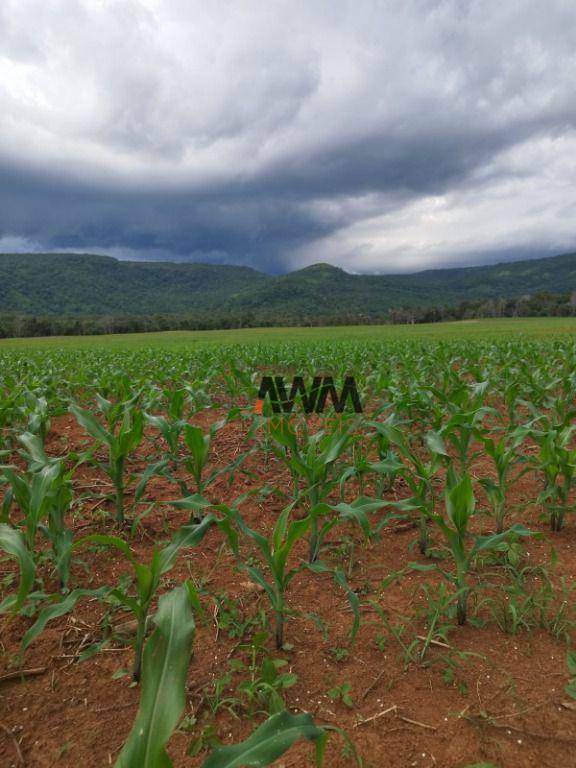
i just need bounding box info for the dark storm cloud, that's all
[1,0,576,272]
[0,163,337,272]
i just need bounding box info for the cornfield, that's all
[2,336,576,767]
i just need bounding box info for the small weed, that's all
[330,646,350,663]
[328,681,354,708]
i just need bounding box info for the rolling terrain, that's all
[0,251,575,318]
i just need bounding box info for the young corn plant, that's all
[339,425,404,500]
[94,390,141,430]
[18,431,75,587]
[370,416,405,497]
[20,390,51,445]
[145,411,186,472]
[370,418,448,555]
[0,461,63,549]
[1,437,75,588]
[432,380,493,472]
[268,418,352,562]
[81,514,214,681]
[439,408,490,473]
[221,503,359,650]
[137,410,189,501]
[138,413,249,508]
[143,387,215,486]
[432,471,531,625]
[70,400,144,523]
[115,584,196,768]
[22,515,214,681]
[530,421,576,531]
[479,431,527,533]
[304,495,391,575]
[181,422,221,495]
[0,386,21,441]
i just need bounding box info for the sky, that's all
[1,0,576,274]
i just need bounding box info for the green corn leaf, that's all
[118,409,144,456]
[31,462,61,512]
[0,523,35,614]
[330,497,386,539]
[201,710,326,768]
[135,458,171,503]
[1,484,13,523]
[425,430,449,457]
[333,568,360,641]
[244,564,277,607]
[268,419,299,452]
[307,562,360,642]
[74,533,136,563]
[472,523,532,555]
[21,586,111,653]
[70,403,112,447]
[271,502,296,553]
[275,516,312,576]
[166,493,213,515]
[17,431,51,468]
[369,420,405,449]
[446,473,475,532]
[158,514,215,573]
[183,424,210,481]
[115,584,195,768]
[369,456,404,475]
[183,424,208,456]
[321,431,350,465]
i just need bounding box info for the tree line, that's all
[0,290,575,338]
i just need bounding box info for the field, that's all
[2,319,576,768]
[4,317,576,350]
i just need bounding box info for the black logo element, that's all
[256,375,362,414]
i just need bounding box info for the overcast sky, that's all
[1,0,576,274]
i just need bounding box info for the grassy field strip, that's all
[2,317,576,350]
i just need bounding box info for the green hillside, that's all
[0,253,266,315]
[0,251,575,319]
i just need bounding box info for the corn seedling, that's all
[115,584,196,768]
[221,503,359,649]
[79,514,213,681]
[268,419,352,561]
[371,418,448,555]
[70,400,144,523]
[432,471,531,624]
[22,515,213,681]
[1,445,75,587]
[530,420,576,531]
[479,430,528,533]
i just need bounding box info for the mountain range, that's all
[1,251,575,320]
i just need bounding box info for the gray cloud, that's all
[0,0,576,273]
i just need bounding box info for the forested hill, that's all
[0,251,575,319]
